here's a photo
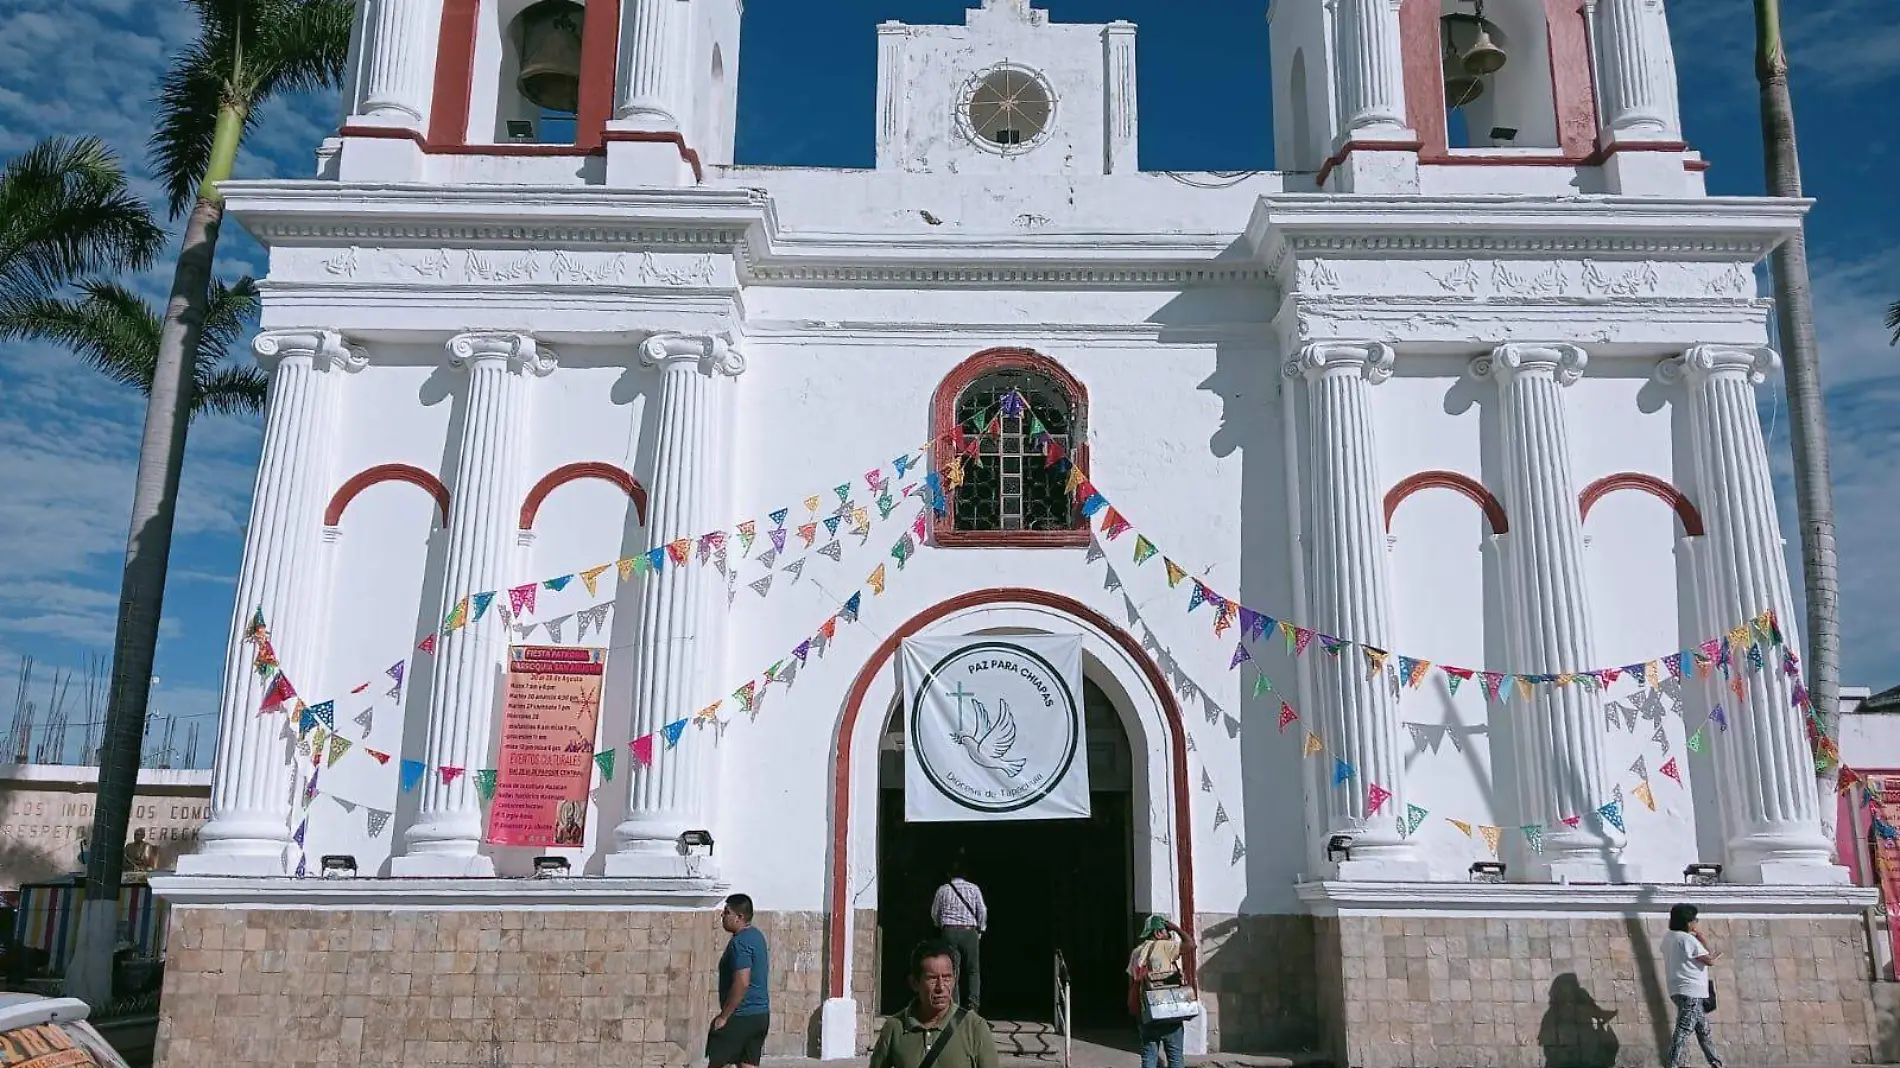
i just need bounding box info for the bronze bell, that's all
[1460,26,1508,77]
[1444,73,1486,108]
[517,0,585,114]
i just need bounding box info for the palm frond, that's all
[197,276,261,367]
[0,280,162,393]
[251,0,355,103]
[149,41,246,219]
[1887,300,1900,346]
[0,137,162,303]
[194,364,270,417]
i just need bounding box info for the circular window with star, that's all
[957,65,1057,155]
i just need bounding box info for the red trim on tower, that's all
[929,348,1092,549]
[427,0,481,147]
[598,129,706,182]
[325,464,451,527]
[825,589,1198,999]
[573,0,620,152]
[1578,473,1704,537]
[1384,471,1509,535]
[519,462,648,531]
[1542,0,1600,157]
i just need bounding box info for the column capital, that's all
[1287,341,1395,385]
[640,332,747,377]
[1471,343,1588,386]
[446,332,558,376]
[253,329,367,374]
[1656,344,1780,386]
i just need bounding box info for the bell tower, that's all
[333,0,740,186]
[1269,0,1694,193]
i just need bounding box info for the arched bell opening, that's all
[497,0,585,144]
[1436,0,1559,150]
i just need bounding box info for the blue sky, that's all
[0,0,1894,767]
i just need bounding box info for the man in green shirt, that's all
[868,939,1001,1068]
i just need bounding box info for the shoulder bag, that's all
[917,1006,966,1068]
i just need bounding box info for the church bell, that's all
[1439,3,1508,106]
[516,0,585,114]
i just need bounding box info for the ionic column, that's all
[1662,346,1845,884]
[1594,0,1681,139]
[605,333,744,878]
[615,0,686,129]
[1474,344,1622,880]
[393,333,556,876]
[1335,0,1412,137]
[355,0,445,127]
[1293,342,1425,879]
[181,331,365,876]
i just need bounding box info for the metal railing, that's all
[1052,948,1072,1067]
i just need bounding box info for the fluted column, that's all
[615,0,686,129]
[1663,346,1845,884]
[1594,0,1681,139]
[1293,342,1425,879]
[1474,344,1623,880]
[355,0,445,127]
[1335,0,1412,137]
[605,333,743,878]
[181,331,364,876]
[393,333,556,876]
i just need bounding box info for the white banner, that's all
[901,634,1090,822]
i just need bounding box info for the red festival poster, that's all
[486,645,607,847]
[1867,775,1900,968]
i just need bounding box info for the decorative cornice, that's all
[149,875,728,910]
[446,331,558,376]
[252,329,367,373]
[1655,343,1781,386]
[638,332,746,377]
[1296,879,1878,918]
[1288,340,1396,384]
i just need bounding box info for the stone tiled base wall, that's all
[1318,913,1879,1068]
[157,907,829,1067]
[1195,912,1321,1054]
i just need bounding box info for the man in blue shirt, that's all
[708,892,770,1068]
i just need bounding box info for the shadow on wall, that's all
[1875,981,1900,1064]
[1539,973,1620,1068]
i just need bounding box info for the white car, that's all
[0,994,131,1067]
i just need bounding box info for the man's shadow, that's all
[1539,973,1621,1068]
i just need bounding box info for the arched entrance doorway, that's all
[875,675,1135,1024]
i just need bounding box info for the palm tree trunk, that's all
[65,104,244,1009]
[1753,0,1841,840]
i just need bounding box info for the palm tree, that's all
[1752,0,1842,834]
[0,279,267,418]
[63,0,352,1007]
[1884,301,1899,345]
[1,137,162,320]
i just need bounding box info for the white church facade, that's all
[153,1,1883,1065]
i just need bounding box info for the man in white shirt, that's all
[930,859,987,1011]
[1661,904,1724,1068]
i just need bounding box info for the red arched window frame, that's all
[340,0,699,176]
[325,464,451,527]
[930,348,1091,549]
[1384,471,1510,534]
[1397,0,1600,163]
[1578,473,1705,537]
[519,462,648,530]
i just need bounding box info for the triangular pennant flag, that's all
[1187,581,1209,612]
[1231,839,1246,864]
[736,521,758,556]
[618,557,639,581]
[1253,672,1274,698]
[818,539,843,561]
[327,734,351,767]
[1559,815,1581,829]
[1659,756,1682,785]
[750,575,774,598]
[891,536,914,569]
[1449,818,1473,837]
[1632,780,1656,812]
[769,528,789,554]
[1200,769,1213,792]
[1278,702,1299,732]
[471,591,497,623]
[1687,726,1705,753]
[1709,705,1729,731]
[1481,673,1505,702]
[1514,676,1535,700]
[400,759,426,793]
[594,748,616,782]
[796,522,818,548]
[1404,803,1429,837]
[1520,824,1545,854]
[308,701,336,730]
[1596,799,1625,833]
[439,766,465,787]
[293,819,307,847]
[823,515,843,537]
[1079,493,1108,519]
[696,701,723,724]
[544,614,569,643]
[1663,653,1684,680]
[1320,636,1348,658]
[354,707,374,737]
[666,539,691,566]
[734,681,759,713]
[867,565,887,595]
[1212,803,1229,831]
[1228,644,1254,674]
[1132,535,1159,565]
[304,766,320,801]
[1164,559,1188,588]
[1103,567,1123,593]
[1332,758,1354,786]
[1366,782,1392,815]
[1479,825,1501,853]
[1652,721,1669,753]
[1441,665,1471,695]
[544,574,573,593]
[630,735,655,768]
[442,597,469,632]
[1362,647,1390,680]
[782,557,807,584]
[1303,731,1325,756]
[1100,508,1132,541]
[358,748,389,766]
[474,769,498,801]
[365,808,391,838]
[1630,755,1648,780]
[260,673,297,714]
